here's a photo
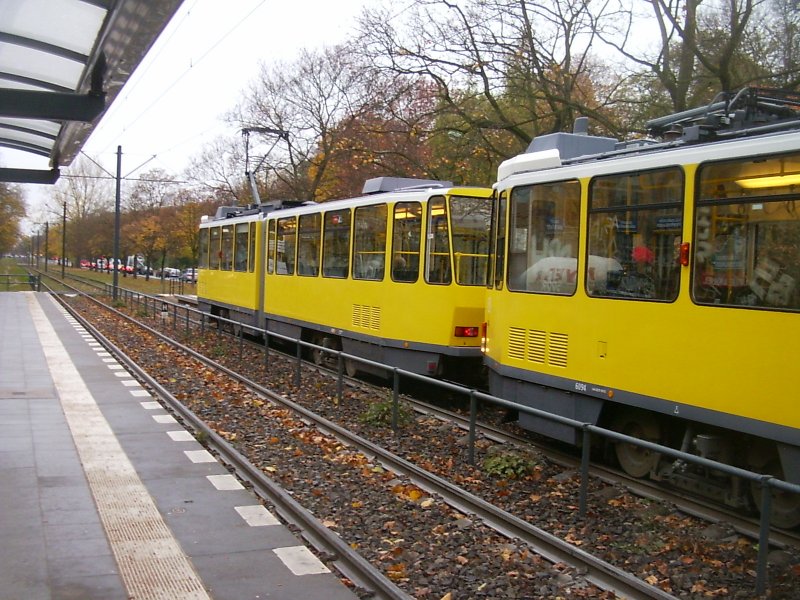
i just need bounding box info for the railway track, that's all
[39,276,800,598]
[398,397,800,552]
[46,281,673,598]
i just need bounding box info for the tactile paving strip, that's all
[29,295,211,600]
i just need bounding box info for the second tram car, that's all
[484,89,800,527]
[198,178,493,379]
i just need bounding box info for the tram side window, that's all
[267,220,276,274]
[492,191,508,290]
[198,228,209,269]
[234,223,249,272]
[322,209,351,278]
[508,180,580,294]
[298,213,321,277]
[391,202,421,282]
[221,225,234,270]
[276,217,297,275]
[249,222,256,273]
[353,204,387,280]
[450,195,491,285]
[426,196,451,284]
[693,153,800,312]
[209,226,221,270]
[587,168,683,300]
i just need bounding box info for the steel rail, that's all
[50,288,412,600]
[404,396,800,550]
[55,289,678,600]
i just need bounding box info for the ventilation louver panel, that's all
[507,327,568,368]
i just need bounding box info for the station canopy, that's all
[0,0,184,184]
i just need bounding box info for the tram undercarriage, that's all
[490,371,800,529]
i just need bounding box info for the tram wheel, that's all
[612,410,661,478]
[310,335,338,367]
[310,337,327,366]
[750,460,800,529]
[345,358,360,378]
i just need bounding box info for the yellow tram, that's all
[484,89,800,527]
[198,178,492,378]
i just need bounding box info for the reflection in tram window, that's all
[221,225,233,271]
[198,228,209,269]
[267,220,276,274]
[450,195,491,286]
[322,209,351,278]
[588,168,684,300]
[694,152,800,311]
[426,196,451,284]
[507,180,580,294]
[248,222,256,273]
[234,223,249,272]
[392,202,421,282]
[353,204,387,280]
[209,227,221,270]
[276,217,296,275]
[298,213,321,277]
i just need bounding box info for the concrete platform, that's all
[0,292,359,600]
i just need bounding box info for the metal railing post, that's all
[336,353,343,406]
[756,477,773,595]
[294,342,302,387]
[392,369,400,432]
[468,391,477,465]
[579,426,591,518]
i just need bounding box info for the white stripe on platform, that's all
[185,450,217,464]
[235,505,280,527]
[273,546,331,575]
[153,414,178,424]
[207,474,244,490]
[29,295,211,600]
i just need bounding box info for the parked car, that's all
[159,267,181,279]
[181,268,197,283]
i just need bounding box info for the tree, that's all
[0,182,25,255]
[48,156,114,265]
[185,136,249,205]
[125,168,176,212]
[602,0,799,121]
[231,44,382,201]
[310,78,443,198]
[171,192,218,266]
[355,0,627,176]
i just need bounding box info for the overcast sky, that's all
[11,0,369,225]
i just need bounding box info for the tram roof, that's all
[0,0,184,184]
[201,184,494,226]
[496,87,800,188]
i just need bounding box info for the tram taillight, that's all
[454,326,479,338]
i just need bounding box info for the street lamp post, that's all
[61,201,66,279]
[112,146,122,300]
[44,222,49,273]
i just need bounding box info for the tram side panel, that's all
[485,131,800,492]
[265,270,486,372]
[262,189,491,377]
[197,215,266,329]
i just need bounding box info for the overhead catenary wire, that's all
[91,0,269,161]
